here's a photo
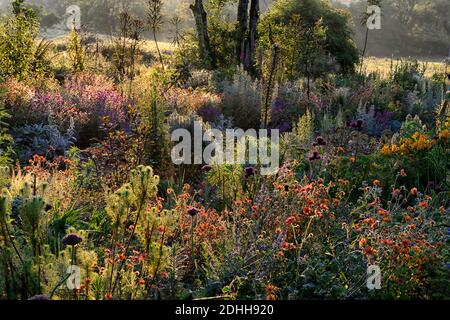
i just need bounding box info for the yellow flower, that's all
[391,144,399,153]
[412,132,421,140]
[439,129,449,140]
[381,145,391,155]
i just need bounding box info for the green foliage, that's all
[0,103,13,167]
[136,69,174,174]
[221,66,261,129]
[294,109,315,147]
[67,28,85,73]
[389,59,427,92]
[206,1,236,69]
[259,0,359,75]
[206,163,244,208]
[0,0,46,81]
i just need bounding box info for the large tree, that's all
[259,0,360,74]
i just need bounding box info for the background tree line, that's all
[0,0,447,58]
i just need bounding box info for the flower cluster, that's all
[381,131,436,155]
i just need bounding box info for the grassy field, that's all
[361,56,448,78]
[47,30,447,79]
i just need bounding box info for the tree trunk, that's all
[236,0,249,65]
[245,0,259,72]
[190,0,215,69]
[261,25,280,129]
[360,27,369,74]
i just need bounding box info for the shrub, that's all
[221,67,261,130]
[2,73,129,147]
[0,0,40,81]
[11,123,75,164]
[165,88,221,117]
[390,59,426,92]
[259,0,359,74]
[0,78,36,125]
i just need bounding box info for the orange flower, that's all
[410,187,418,195]
[338,147,345,153]
[105,293,113,300]
[418,201,428,208]
[400,169,407,177]
[412,246,421,254]
[363,246,377,256]
[285,216,296,225]
[350,157,356,163]
[363,217,376,225]
[276,251,285,258]
[266,284,279,293]
[359,238,367,248]
[373,180,381,186]
[267,294,277,300]
[303,207,312,215]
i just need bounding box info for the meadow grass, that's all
[361,56,448,78]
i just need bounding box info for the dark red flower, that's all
[188,207,200,217]
[62,233,83,246]
[244,167,258,178]
[308,152,321,162]
[316,136,327,146]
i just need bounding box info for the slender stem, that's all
[153,29,165,70]
[111,191,147,295]
[50,246,76,299]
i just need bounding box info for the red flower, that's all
[363,247,377,256]
[285,216,296,225]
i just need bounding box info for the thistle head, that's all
[62,233,83,246]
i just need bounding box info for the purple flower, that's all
[197,105,222,122]
[314,136,327,147]
[349,119,364,131]
[62,233,83,246]
[308,151,322,162]
[271,100,292,133]
[244,167,258,178]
